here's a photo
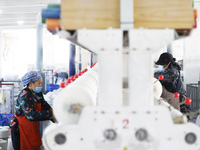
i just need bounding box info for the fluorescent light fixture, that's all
[17,20,24,25]
[0,10,2,13]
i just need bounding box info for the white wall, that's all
[182,0,200,85]
[171,39,184,61]
[0,28,92,79]
[1,29,37,77]
[0,30,2,78]
[80,48,92,70]
[183,26,200,86]
[51,36,70,71]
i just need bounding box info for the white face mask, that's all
[33,86,42,93]
[158,65,165,72]
[32,83,42,93]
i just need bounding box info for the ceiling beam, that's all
[0,21,37,25]
[0,25,36,30]
[0,5,46,12]
[0,13,38,18]
[0,0,60,6]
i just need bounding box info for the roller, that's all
[157,99,187,123]
[7,137,14,150]
[42,4,60,24]
[0,139,7,150]
[53,64,99,124]
[42,123,67,150]
[153,77,162,107]
[41,8,60,19]
[196,115,200,126]
[46,19,61,30]
[48,4,60,8]
[0,127,9,139]
[153,77,162,100]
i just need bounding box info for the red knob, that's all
[83,69,88,73]
[158,75,164,80]
[70,76,75,81]
[78,72,83,76]
[67,79,72,84]
[60,82,66,88]
[74,74,79,79]
[185,98,192,105]
[174,92,180,98]
[91,62,97,68]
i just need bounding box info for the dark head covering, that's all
[155,52,181,70]
[21,71,42,86]
[155,52,175,65]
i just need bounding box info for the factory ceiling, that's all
[0,0,200,30]
[0,0,60,30]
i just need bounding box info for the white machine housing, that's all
[43,28,200,150]
[43,0,200,149]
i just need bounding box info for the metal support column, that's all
[167,44,172,54]
[36,24,43,72]
[0,30,2,78]
[120,0,134,29]
[90,52,93,66]
[36,24,46,93]
[69,43,76,77]
[36,24,45,137]
[79,47,82,72]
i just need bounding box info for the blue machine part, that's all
[0,113,13,126]
[42,8,60,19]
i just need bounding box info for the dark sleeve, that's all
[20,92,53,121]
[40,94,52,110]
[154,71,160,79]
[40,95,56,123]
[154,69,178,93]
[155,69,176,83]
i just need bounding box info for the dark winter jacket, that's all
[154,63,190,113]
[9,87,53,131]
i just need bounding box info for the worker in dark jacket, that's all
[154,52,190,114]
[9,71,55,150]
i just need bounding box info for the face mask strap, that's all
[163,62,171,69]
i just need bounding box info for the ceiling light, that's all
[17,20,24,25]
[0,10,2,13]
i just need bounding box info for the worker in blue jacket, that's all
[9,71,55,150]
[154,52,190,114]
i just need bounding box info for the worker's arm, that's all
[40,94,52,110]
[20,91,53,121]
[154,69,179,93]
[154,69,176,83]
[40,94,56,122]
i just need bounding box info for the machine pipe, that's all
[36,24,43,72]
[69,43,76,77]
